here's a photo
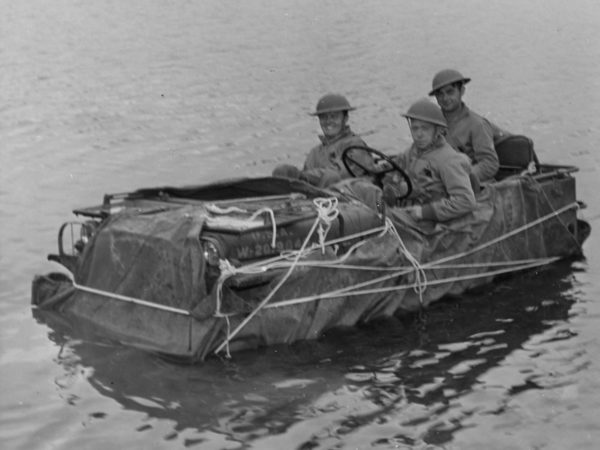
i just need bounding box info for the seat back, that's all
[494,135,539,179]
[495,134,538,168]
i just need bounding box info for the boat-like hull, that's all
[32,167,589,361]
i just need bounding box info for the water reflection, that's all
[34,261,581,448]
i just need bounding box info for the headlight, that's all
[201,239,221,266]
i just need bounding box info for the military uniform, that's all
[443,103,510,183]
[303,126,371,177]
[274,126,373,188]
[391,138,477,222]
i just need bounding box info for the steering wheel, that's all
[341,145,413,199]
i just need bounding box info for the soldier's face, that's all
[409,119,437,150]
[434,84,464,113]
[318,112,346,138]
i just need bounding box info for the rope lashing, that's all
[214,258,269,319]
[213,196,340,356]
[214,201,579,317]
[248,207,277,248]
[272,234,374,271]
[64,201,579,321]
[331,203,580,300]
[428,202,578,268]
[206,204,247,215]
[207,204,278,247]
[533,179,583,251]
[313,197,340,253]
[213,197,346,320]
[60,190,580,356]
[67,274,191,316]
[214,259,238,319]
[277,257,564,272]
[384,217,427,304]
[235,224,387,273]
[264,256,560,309]
[223,314,232,358]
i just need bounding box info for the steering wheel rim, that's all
[341,145,413,200]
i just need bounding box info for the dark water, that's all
[2,1,600,449]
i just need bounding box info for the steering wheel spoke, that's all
[341,145,413,200]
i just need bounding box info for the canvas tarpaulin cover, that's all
[32,176,581,361]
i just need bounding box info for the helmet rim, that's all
[310,93,356,116]
[429,69,471,96]
[402,98,447,128]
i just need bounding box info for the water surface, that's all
[2,1,600,449]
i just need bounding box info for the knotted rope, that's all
[313,197,340,253]
[213,196,340,356]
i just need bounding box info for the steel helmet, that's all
[402,98,447,128]
[310,93,356,116]
[429,69,471,96]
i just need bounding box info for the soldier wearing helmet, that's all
[429,69,509,182]
[381,98,476,222]
[272,93,374,188]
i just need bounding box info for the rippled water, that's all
[2,0,600,449]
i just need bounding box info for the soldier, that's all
[382,98,477,222]
[429,69,509,182]
[272,93,374,188]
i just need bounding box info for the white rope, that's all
[67,275,191,316]
[520,161,537,176]
[212,200,372,316]
[214,260,238,319]
[427,202,578,268]
[213,196,339,356]
[248,207,277,248]
[271,237,370,271]
[264,256,559,309]
[531,179,583,251]
[272,257,566,272]
[206,204,247,215]
[213,197,345,310]
[215,201,578,317]
[238,224,388,271]
[223,314,231,358]
[384,217,427,304]
[313,197,340,253]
